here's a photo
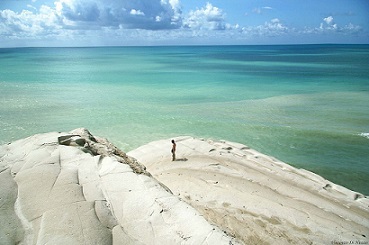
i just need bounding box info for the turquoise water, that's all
[1,45,369,195]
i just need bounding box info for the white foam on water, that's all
[359,133,369,139]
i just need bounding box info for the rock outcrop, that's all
[0,129,238,245]
[128,136,369,245]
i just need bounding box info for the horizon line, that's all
[2,42,369,49]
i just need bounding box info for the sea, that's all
[0,44,368,195]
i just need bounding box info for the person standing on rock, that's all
[171,140,176,161]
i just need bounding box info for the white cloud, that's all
[323,16,334,25]
[320,15,361,32]
[183,2,227,30]
[0,0,185,43]
[252,6,272,15]
[57,0,100,23]
[27,5,37,11]
[0,1,366,46]
[342,23,362,33]
[241,18,289,37]
[130,9,145,16]
[54,0,182,29]
[0,7,62,39]
[0,0,185,45]
[304,16,362,36]
[321,16,339,31]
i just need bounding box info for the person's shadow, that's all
[174,158,188,161]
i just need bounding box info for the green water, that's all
[1,45,368,194]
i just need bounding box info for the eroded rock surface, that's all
[0,129,238,245]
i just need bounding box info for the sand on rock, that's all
[128,136,369,245]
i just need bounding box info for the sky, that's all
[0,0,368,47]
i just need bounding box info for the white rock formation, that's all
[129,136,369,245]
[0,129,238,245]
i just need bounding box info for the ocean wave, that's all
[359,133,369,139]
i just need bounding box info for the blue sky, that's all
[1,0,368,47]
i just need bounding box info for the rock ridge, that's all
[58,128,149,175]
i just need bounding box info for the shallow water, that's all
[1,45,368,194]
